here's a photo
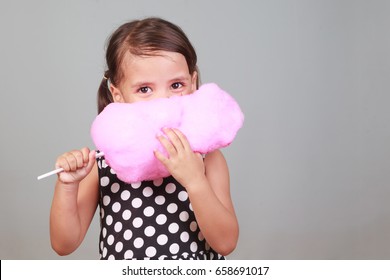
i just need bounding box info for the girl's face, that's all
[110,51,197,103]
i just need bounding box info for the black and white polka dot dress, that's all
[97,156,225,260]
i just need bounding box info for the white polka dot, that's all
[112,202,121,213]
[190,221,198,232]
[106,215,113,226]
[124,250,133,259]
[179,211,189,222]
[198,231,204,241]
[157,234,168,245]
[144,226,156,237]
[134,237,144,248]
[100,241,104,251]
[102,227,107,238]
[114,222,123,232]
[156,214,167,225]
[111,183,120,193]
[115,242,123,252]
[102,247,108,258]
[100,208,105,218]
[190,241,198,252]
[189,203,193,211]
[145,246,157,257]
[167,203,178,214]
[108,255,115,260]
[143,187,153,197]
[168,223,179,234]
[153,178,163,186]
[121,190,130,201]
[124,229,133,240]
[155,195,165,205]
[103,195,111,206]
[205,242,210,251]
[122,210,131,220]
[107,235,114,245]
[180,231,189,242]
[132,198,142,208]
[169,243,180,254]
[131,182,141,189]
[110,168,116,174]
[133,217,143,228]
[100,176,110,187]
[102,160,108,168]
[143,206,155,217]
[165,183,176,194]
[178,191,188,201]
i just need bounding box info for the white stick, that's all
[37,151,104,180]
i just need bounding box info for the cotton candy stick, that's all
[37,151,104,180]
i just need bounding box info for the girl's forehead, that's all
[123,50,185,65]
[121,51,190,78]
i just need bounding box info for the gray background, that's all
[1,0,389,259]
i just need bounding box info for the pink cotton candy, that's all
[90,83,244,183]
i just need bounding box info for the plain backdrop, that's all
[1,0,389,259]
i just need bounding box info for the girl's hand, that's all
[55,148,96,184]
[154,128,205,189]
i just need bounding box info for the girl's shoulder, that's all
[205,149,226,163]
[204,149,229,174]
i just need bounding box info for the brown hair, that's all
[97,17,199,113]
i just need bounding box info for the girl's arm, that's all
[50,148,99,256]
[155,128,239,256]
[188,149,239,255]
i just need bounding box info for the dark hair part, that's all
[97,17,199,113]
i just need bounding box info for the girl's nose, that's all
[162,90,180,98]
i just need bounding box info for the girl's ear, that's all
[110,83,123,102]
[191,71,198,92]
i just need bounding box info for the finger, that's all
[81,147,91,165]
[154,149,169,166]
[84,150,96,173]
[56,155,71,172]
[195,152,204,161]
[73,150,85,169]
[63,152,78,171]
[171,128,192,151]
[157,134,177,156]
[163,128,185,151]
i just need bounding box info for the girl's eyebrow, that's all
[168,75,190,83]
[130,81,154,88]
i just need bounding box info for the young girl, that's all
[50,17,239,260]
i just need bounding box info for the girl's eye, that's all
[171,82,183,90]
[138,86,152,94]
